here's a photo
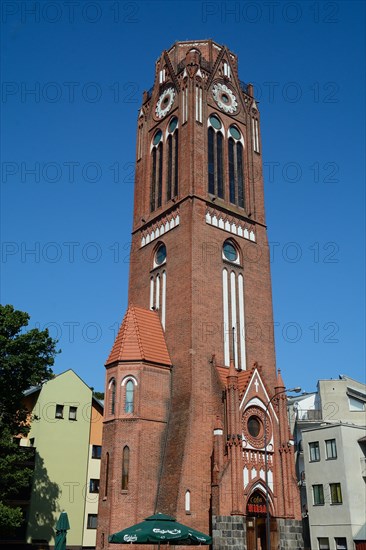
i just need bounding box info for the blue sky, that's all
[1,1,365,394]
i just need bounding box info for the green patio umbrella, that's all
[55,511,70,550]
[109,513,212,546]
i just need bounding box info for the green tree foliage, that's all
[92,390,104,400]
[0,305,58,537]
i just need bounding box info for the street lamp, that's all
[264,386,301,550]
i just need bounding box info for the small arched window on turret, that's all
[207,115,224,199]
[125,380,134,413]
[228,125,245,208]
[166,117,179,202]
[150,129,163,212]
[109,378,116,415]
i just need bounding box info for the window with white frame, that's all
[309,441,320,462]
[325,439,337,459]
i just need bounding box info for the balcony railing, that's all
[296,409,322,421]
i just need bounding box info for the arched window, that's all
[109,379,116,415]
[125,380,134,413]
[167,117,178,201]
[104,452,109,497]
[222,239,240,265]
[150,130,163,212]
[122,446,130,490]
[228,125,245,208]
[185,490,191,513]
[207,115,224,199]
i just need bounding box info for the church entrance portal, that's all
[246,491,278,550]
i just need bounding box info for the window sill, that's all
[330,503,343,506]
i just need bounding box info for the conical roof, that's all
[106,306,171,367]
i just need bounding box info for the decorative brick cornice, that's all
[205,208,256,242]
[140,209,180,248]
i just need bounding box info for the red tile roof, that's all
[215,365,252,394]
[106,306,171,367]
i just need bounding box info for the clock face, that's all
[155,87,175,119]
[212,83,238,114]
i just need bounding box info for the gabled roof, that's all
[106,306,171,367]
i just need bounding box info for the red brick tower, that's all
[97,40,302,550]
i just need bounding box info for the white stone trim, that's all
[141,212,180,248]
[222,268,230,367]
[206,210,256,243]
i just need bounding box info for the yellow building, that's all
[20,370,103,549]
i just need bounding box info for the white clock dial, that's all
[155,87,175,119]
[212,83,238,114]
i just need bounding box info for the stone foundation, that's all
[213,516,304,550]
[278,518,304,550]
[212,515,246,550]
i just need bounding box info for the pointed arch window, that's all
[167,117,179,201]
[125,380,134,413]
[185,490,191,513]
[150,130,163,212]
[208,115,224,199]
[228,125,245,208]
[109,379,116,415]
[122,446,130,490]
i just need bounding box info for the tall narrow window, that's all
[208,126,215,194]
[104,452,109,497]
[228,126,245,208]
[252,117,260,153]
[185,490,191,513]
[109,379,116,415]
[157,142,163,208]
[125,380,134,413]
[150,130,163,212]
[207,115,224,199]
[122,446,130,490]
[167,117,178,201]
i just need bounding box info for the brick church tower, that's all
[97,40,303,550]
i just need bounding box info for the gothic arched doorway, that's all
[246,490,278,550]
